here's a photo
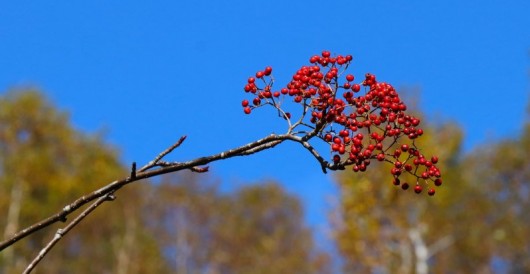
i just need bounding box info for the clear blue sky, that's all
[1,0,529,250]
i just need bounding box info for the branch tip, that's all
[130,162,137,179]
[191,166,209,173]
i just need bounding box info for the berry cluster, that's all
[241,51,442,195]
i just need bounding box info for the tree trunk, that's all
[2,179,24,270]
[409,227,428,274]
[115,209,137,274]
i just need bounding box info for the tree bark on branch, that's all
[1,127,339,273]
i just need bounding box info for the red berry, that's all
[363,149,372,157]
[346,74,354,82]
[434,178,442,186]
[414,185,423,194]
[431,156,439,164]
[339,130,349,137]
[352,84,361,92]
[393,178,400,186]
[376,153,385,161]
[248,77,255,83]
[401,183,409,190]
[264,66,272,76]
[256,71,264,78]
[428,188,435,196]
[322,50,331,58]
[359,163,367,171]
[294,96,303,103]
[241,99,249,107]
[391,168,401,176]
[244,84,252,92]
[243,107,251,114]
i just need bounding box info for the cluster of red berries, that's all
[241,51,442,196]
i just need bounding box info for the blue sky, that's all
[1,0,529,250]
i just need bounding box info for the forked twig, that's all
[1,131,330,255]
[4,125,338,273]
[23,192,116,274]
[139,135,187,172]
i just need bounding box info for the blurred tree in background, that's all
[2,89,529,273]
[331,113,462,273]
[460,114,530,273]
[0,89,328,273]
[146,173,330,274]
[0,90,133,273]
[332,103,530,273]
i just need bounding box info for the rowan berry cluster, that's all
[241,51,442,195]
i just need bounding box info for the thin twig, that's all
[138,135,187,172]
[0,133,291,252]
[23,192,116,274]
[3,130,340,272]
[285,135,333,173]
[130,162,136,179]
[190,166,209,173]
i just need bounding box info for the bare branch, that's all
[232,140,282,156]
[130,162,136,179]
[23,192,115,274]
[284,134,346,173]
[2,128,349,273]
[138,135,187,172]
[0,133,292,252]
[190,166,209,173]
